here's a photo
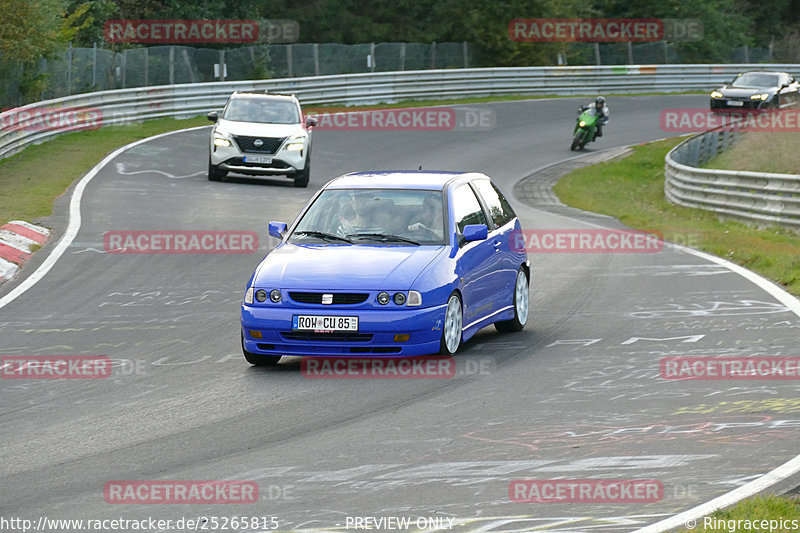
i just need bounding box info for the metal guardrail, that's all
[665,128,800,229]
[3,63,800,161]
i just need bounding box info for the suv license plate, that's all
[244,155,273,164]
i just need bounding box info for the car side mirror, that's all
[306,116,318,128]
[462,224,488,242]
[207,111,219,123]
[268,221,288,240]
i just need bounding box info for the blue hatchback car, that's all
[240,171,530,365]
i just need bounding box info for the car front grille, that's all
[233,135,286,154]
[280,332,373,342]
[289,292,369,305]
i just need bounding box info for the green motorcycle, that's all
[571,107,600,151]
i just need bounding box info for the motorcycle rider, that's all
[578,96,609,141]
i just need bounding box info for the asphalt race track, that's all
[1,95,799,532]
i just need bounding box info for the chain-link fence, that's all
[1,41,476,108]
[0,40,790,108]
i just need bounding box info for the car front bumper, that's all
[241,304,447,357]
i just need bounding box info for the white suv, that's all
[207,92,316,187]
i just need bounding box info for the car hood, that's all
[253,244,446,290]
[719,86,773,97]
[216,119,305,138]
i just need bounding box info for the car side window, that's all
[472,179,516,228]
[452,184,488,233]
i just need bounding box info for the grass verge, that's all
[676,494,800,532]
[553,137,800,297]
[704,131,800,174]
[0,117,208,225]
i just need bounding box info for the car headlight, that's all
[711,91,723,98]
[750,93,769,100]
[214,134,232,147]
[244,287,254,304]
[407,291,422,306]
[283,134,307,152]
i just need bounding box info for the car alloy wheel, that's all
[441,292,462,354]
[496,267,529,332]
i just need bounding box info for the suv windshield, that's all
[222,97,300,124]
[289,189,446,245]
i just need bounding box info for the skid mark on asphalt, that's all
[115,162,205,179]
[461,415,800,455]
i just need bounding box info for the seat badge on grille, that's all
[321,293,333,305]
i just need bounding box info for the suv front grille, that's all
[289,292,369,305]
[233,135,286,154]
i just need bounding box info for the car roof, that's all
[229,92,298,102]
[325,170,489,190]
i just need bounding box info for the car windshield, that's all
[222,97,300,124]
[289,188,447,245]
[731,73,780,89]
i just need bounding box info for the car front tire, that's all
[242,332,281,366]
[440,292,463,355]
[293,158,310,188]
[208,155,226,182]
[495,267,529,333]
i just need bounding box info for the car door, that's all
[450,183,496,329]
[471,179,520,315]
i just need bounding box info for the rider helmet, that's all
[595,96,606,110]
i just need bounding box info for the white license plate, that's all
[727,100,744,106]
[293,315,359,331]
[243,155,272,164]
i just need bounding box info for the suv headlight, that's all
[283,134,307,152]
[213,133,232,147]
[710,91,723,98]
